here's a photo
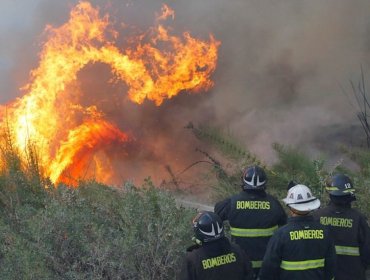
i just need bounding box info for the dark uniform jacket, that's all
[313,203,370,280]
[259,215,336,280]
[214,190,287,275]
[179,237,253,280]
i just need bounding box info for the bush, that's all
[0,177,195,279]
[189,125,370,218]
[0,128,197,279]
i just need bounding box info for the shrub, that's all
[189,125,369,218]
[0,176,195,279]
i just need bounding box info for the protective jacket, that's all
[214,190,287,275]
[313,203,370,280]
[179,237,253,280]
[258,215,336,280]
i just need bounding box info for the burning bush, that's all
[0,137,194,279]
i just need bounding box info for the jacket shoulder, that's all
[215,193,243,210]
[186,244,201,253]
[314,205,366,219]
[265,193,284,205]
[265,193,279,200]
[350,207,368,220]
[312,206,329,217]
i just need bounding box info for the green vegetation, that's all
[0,122,369,279]
[189,124,370,218]
[0,179,194,279]
[0,133,195,279]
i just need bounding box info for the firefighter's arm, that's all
[258,232,281,280]
[277,201,288,227]
[359,214,370,266]
[324,233,337,280]
[179,254,196,280]
[270,195,287,227]
[240,248,254,280]
[214,198,231,221]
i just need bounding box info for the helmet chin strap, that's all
[192,237,202,245]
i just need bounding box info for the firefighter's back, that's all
[180,211,253,280]
[182,238,252,280]
[214,166,287,276]
[313,174,370,280]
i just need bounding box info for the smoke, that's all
[171,0,370,161]
[1,0,370,184]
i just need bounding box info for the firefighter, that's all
[313,174,370,280]
[180,211,253,280]
[259,184,336,280]
[214,165,287,278]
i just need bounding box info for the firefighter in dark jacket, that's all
[180,211,253,280]
[313,174,370,280]
[259,184,336,280]
[214,165,287,278]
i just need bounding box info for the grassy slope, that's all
[0,126,369,279]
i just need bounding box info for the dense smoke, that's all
[1,0,370,184]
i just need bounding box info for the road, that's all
[175,198,214,212]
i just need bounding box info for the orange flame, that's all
[50,119,131,185]
[0,1,220,186]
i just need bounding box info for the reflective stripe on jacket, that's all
[230,225,278,237]
[259,215,336,280]
[313,203,370,280]
[215,190,287,275]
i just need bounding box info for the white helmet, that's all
[283,184,320,212]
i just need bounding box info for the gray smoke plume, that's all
[1,0,370,184]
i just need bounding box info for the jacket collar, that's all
[288,215,314,223]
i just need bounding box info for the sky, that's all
[1,0,370,168]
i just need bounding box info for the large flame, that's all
[0,1,220,186]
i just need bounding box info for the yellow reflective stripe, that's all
[251,260,262,268]
[335,245,360,256]
[325,187,355,193]
[230,225,278,237]
[280,259,325,271]
[342,189,355,193]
